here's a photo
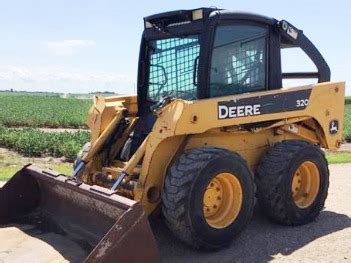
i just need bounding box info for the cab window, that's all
[147,35,200,101]
[210,24,268,97]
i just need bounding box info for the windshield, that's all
[147,35,200,101]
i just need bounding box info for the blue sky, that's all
[0,0,350,94]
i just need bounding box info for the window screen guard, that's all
[147,35,200,101]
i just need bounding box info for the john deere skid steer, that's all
[0,8,345,262]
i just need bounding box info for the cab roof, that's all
[144,8,277,28]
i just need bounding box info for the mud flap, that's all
[0,165,159,263]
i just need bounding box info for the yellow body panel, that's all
[85,82,345,214]
[87,95,137,143]
[173,82,343,149]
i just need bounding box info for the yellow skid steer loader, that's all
[0,8,345,262]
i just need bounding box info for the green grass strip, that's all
[326,152,351,164]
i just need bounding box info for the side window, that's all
[281,46,318,87]
[210,24,268,97]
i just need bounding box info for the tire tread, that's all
[256,140,329,225]
[162,147,253,249]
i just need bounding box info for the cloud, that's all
[44,39,96,56]
[0,65,135,94]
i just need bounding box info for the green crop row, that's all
[0,127,90,161]
[0,93,91,128]
[344,104,351,141]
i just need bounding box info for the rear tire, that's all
[256,140,329,225]
[162,147,255,249]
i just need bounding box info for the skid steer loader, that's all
[0,8,345,262]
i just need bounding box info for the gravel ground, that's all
[0,164,350,262]
[339,143,351,152]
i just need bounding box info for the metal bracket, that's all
[42,169,61,178]
[65,177,83,186]
[111,171,128,191]
[71,161,85,178]
[90,185,117,196]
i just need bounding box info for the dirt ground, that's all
[0,147,66,166]
[0,225,86,263]
[0,163,350,263]
[339,143,351,152]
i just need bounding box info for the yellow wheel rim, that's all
[203,173,243,229]
[291,161,320,208]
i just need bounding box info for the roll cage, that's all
[136,8,330,112]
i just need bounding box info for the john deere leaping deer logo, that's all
[329,120,339,135]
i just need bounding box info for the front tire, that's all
[256,140,329,225]
[162,147,255,249]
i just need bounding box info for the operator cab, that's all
[122,8,330,160]
[138,8,330,105]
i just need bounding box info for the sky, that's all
[0,0,350,95]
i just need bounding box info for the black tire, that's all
[162,147,255,249]
[73,142,91,170]
[256,140,329,226]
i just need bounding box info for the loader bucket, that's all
[0,164,159,263]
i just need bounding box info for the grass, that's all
[344,104,351,141]
[0,127,90,161]
[0,163,72,181]
[52,163,73,175]
[0,92,91,128]
[0,166,20,181]
[326,152,351,164]
[0,146,73,182]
